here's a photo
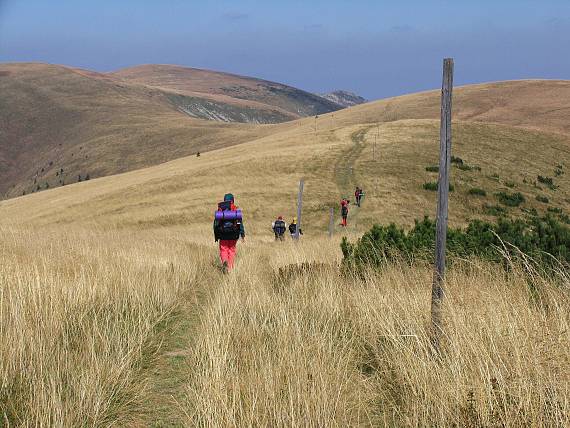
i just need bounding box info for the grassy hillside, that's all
[2,80,569,426]
[2,106,569,233]
[2,67,568,207]
[0,63,282,198]
[111,64,343,119]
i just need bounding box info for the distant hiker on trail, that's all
[340,198,349,227]
[355,187,364,207]
[289,217,302,238]
[213,193,245,273]
[272,216,287,241]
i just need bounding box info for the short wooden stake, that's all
[294,179,304,240]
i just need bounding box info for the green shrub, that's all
[559,213,570,224]
[555,168,563,177]
[547,207,562,214]
[425,166,439,172]
[468,188,486,196]
[451,156,464,165]
[505,181,516,188]
[521,207,539,217]
[537,175,557,190]
[423,182,454,192]
[495,191,525,207]
[456,163,473,171]
[489,173,500,181]
[536,195,549,204]
[341,215,570,269]
[483,204,507,217]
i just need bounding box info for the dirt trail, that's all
[332,126,372,231]
[135,264,220,427]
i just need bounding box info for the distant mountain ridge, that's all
[2,62,569,201]
[111,64,343,123]
[319,90,367,107]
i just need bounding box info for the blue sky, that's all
[1,0,569,99]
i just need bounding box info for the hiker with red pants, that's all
[213,193,245,273]
[355,186,365,207]
[340,198,349,227]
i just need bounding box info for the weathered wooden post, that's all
[328,207,334,238]
[431,58,454,353]
[373,124,378,160]
[294,178,304,240]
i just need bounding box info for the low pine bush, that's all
[423,182,454,192]
[341,215,570,268]
[495,191,525,207]
[468,188,486,196]
[425,166,439,172]
[536,195,549,204]
[521,207,539,217]
[455,163,481,172]
[456,164,472,171]
[451,156,464,165]
[547,207,562,214]
[483,204,507,217]
[537,175,557,190]
[559,213,570,224]
[505,181,516,188]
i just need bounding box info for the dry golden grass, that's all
[0,226,567,427]
[2,76,570,426]
[184,240,570,427]
[0,226,211,426]
[1,224,569,426]
[2,116,569,234]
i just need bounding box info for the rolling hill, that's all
[111,64,344,121]
[3,77,570,427]
[0,62,348,199]
[1,79,569,234]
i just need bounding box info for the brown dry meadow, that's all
[1,229,569,426]
[1,80,570,425]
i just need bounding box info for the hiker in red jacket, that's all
[340,198,349,227]
[213,193,245,272]
[355,186,365,207]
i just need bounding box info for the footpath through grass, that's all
[137,269,217,427]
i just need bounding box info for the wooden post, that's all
[374,124,379,160]
[294,179,304,240]
[328,207,334,238]
[431,58,454,353]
